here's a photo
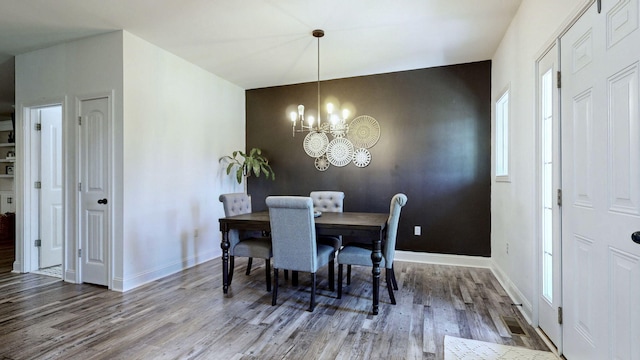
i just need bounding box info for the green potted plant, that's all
[219,148,275,184]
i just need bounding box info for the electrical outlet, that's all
[506,242,509,254]
[194,229,199,238]
[414,226,421,236]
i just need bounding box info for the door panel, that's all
[608,64,639,215]
[561,1,640,359]
[80,97,110,286]
[39,106,63,269]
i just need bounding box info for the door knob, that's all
[97,198,108,205]
[632,231,640,245]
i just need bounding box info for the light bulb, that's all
[342,109,350,121]
[326,103,334,114]
[290,112,297,122]
[298,104,305,116]
[308,116,314,127]
[331,114,339,125]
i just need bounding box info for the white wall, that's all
[490,0,588,321]
[16,30,246,292]
[15,31,124,281]
[120,32,245,291]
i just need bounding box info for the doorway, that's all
[24,104,63,277]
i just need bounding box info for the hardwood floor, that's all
[0,258,552,359]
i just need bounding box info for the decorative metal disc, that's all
[347,115,380,149]
[326,138,354,167]
[352,148,371,168]
[314,155,330,171]
[303,131,329,158]
[318,122,331,133]
[330,122,349,138]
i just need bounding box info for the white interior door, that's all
[39,106,63,269]
[537,43,562,350]
[561,1,640,359]
[79,96,111,286]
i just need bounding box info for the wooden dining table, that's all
[219,211,388,315]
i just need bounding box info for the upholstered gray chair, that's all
[219,193,272,291]
[310,191,344,250]
[305,191,344,288]
[266,196,335,312]
[337,193,407,304]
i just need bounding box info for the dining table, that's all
[219,210,389,315]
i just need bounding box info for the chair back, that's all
[219,193,256,248]
[383,193,408,267]
[310,191,344,213]
[219,193,252,216]
[266,196,318,273]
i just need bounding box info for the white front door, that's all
[79,96,111,286]
[39,106,63,269]
[537,43,562,350]
[561,1,640,359]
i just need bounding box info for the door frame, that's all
[16,97,67,275]
[75,91,115,289]
[534,40,563,353]
[531,0,594,353]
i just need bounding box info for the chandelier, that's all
[288,29,381,171]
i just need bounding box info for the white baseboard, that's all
[395,250,492,268]
[490,261,533,324]
[64,270,77,284]
[119,250,217,292]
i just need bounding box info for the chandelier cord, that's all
[316,34,321,127]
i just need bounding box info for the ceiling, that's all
[0,0,521,94]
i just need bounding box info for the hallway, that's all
[0,212,14,273]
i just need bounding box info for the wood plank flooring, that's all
[0,258,552,359]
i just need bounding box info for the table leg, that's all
[221,229,230,294]
[371,230,383,315]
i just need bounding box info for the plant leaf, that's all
[235,168,243,184]
[226,162,235,175]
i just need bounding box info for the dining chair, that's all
[219,193,272,291]
[336,193,407,304]
[266,196,335,312]
[304,191,344,288]
[310,191,344,250]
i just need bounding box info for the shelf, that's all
[0,159,14,163]
[0,175,13,178]
[0,143,14,147]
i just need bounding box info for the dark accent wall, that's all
[245,61,491,256]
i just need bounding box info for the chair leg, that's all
[292,271,299,286]
[346,264,351,285]
[272,268,279,306]
[337,264,343,299]
[328,259,335,292]
[386,268,396,305]
[390,265,398,290]
[308,272,316,312]
[265,259,271,292]
[229,256,235,284]
[246,257,253,275]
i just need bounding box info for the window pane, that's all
[496,91,509,177]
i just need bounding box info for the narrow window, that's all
[496,90,510,180]
[541,69,553,302]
